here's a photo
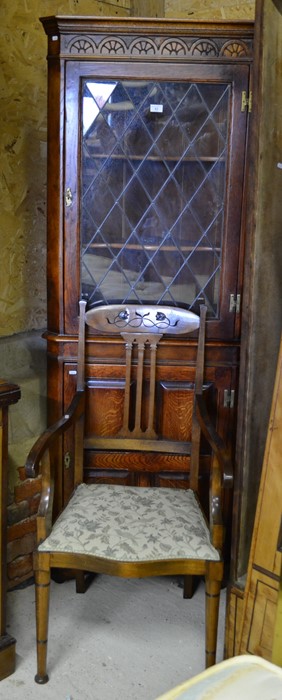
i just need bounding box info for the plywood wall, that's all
[0,0,254,338]
[165,0,255,20]
[0,0,130,338]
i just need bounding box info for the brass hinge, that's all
[241,90,252,113]
[224,389,235,409]
[229,293,241,313]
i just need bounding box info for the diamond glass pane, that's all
[81,79,230,315]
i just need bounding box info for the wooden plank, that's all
[230,0,282,587]
[224,585,244,658]
[239,336,282,657]
[165,0,255,20]
[272,518,282,666]
[272,571,282,666]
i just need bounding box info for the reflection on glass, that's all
[80,79,230,315]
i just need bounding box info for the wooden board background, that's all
[239,336,282,658]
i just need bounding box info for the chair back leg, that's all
[183,575,195,599]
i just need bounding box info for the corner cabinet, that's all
[41,16,253,535]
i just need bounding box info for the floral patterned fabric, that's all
[39,484,220,562]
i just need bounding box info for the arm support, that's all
[25,391,85,543]
[195,392,233,549]
[195,393,233,487]
[25,391,85,479]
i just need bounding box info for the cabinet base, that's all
[0,634,16,680]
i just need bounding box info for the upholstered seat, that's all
[39,484,220,562]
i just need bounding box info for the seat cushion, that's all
[38,484,220,562]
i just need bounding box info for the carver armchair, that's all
[26,301,232,683]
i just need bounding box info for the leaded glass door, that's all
[64,61,249,338]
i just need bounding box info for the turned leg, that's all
[205,575,222,668]
[34,557,51,684]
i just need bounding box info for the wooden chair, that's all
[25,302,232,684]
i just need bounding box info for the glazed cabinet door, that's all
[63,60,249,340]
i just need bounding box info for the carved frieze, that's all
[62,34,252,60]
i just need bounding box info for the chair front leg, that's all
[34,552,51,684]
[205,564,223,668]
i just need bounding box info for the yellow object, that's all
[155,655,282,700]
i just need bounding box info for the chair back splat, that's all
[78,301,206,491]
[25,300,232,684]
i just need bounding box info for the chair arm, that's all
[25,391,85,478]
[195,393,233,488]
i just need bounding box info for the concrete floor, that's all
[3,575,226,700]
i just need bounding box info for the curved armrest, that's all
[195,393,233,488]
[25,391,85,478]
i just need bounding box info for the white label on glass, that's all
[150,104,163,113]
